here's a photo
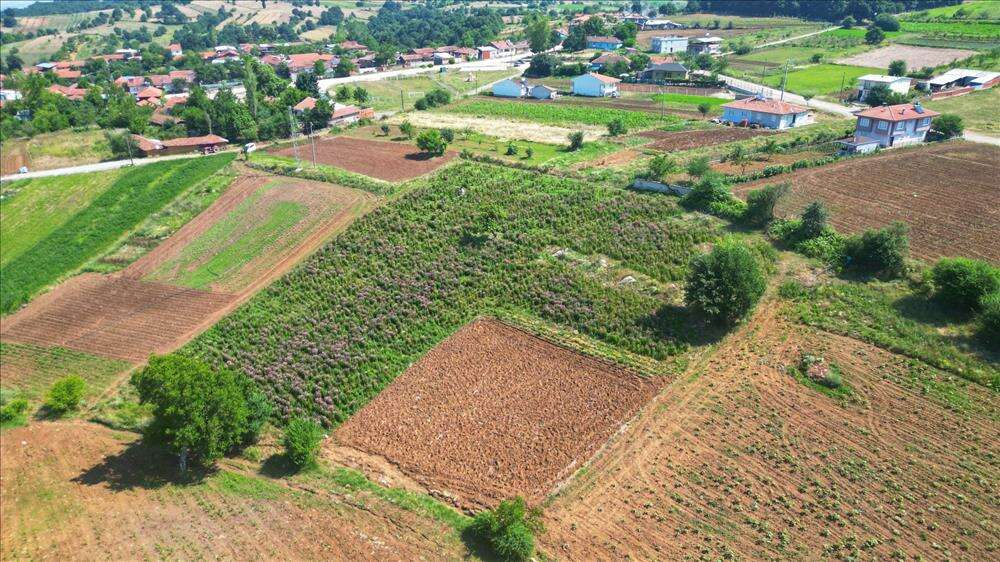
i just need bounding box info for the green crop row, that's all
[442,99,678,129]
[0,154,234,313]
[183,161,722,425]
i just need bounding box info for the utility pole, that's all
[839,73,846,102]
[308,122,317,167]
[780,60,788,101]
[288,108,300,169]
[400,89,404,111]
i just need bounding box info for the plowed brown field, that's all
[0,422,469,561]
[539,302,1000,560]
[734,142,1000,262]
[335,318,663,508]
[1,171,375,364]
[640,127,773,151]
[270,136,456,181]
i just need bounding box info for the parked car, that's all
[243,142,257,154]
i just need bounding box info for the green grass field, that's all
[924,86,1000,134]
[761,63,883,97]
[441,130,621,167]
[899,20,1000,40]
[902,0,1000,20]
[651,92,727,109]
[333,69,517,112]
[0,154,234,313]
[0,342,131,404]
[145,181,308,289]
[442,98,679,129]
[1,169,123,267]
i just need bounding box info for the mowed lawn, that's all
[0,154,234,313]
[925,87,1000,134]
[1,169,123,266]
[442,98,677,129]
[761,63,883,97]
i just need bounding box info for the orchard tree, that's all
[888,59,906,77]
[685,241,767,325]
[416,129,448,156]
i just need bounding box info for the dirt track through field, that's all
[734,142,1000,262]
[539,301,1000,560]
[1,171,376,363]
[335,318,663,508]
[0,422,468,561]
[270,136,456,182]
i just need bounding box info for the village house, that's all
[409,47,437,61]
[643,18,684,30]
[330,103,375,126]
[489,40,517,57]
[53,68,82,80]
[620,14,649,28]
[721,96,811,129]
[530,84,558,100]
[640,62,689,82]
[651,36,688,54]
[586,35,624,51]
[136,86,163,105]
[838,102,939,153]
[399,53,428,67]
[492,78,529,98]
[292,96,317,115]
[114,75,148,95]
[168,43,183,58]
[340,40,368,53]
[589,53,630,72]
[477,46,498,60]
[287,53,336,77]
[115,48,141,60]
[572,72,620,97]
[857,74,912,101]
[47,84,87,101]
[688,35,723,55]
[132,134,229,156]
[433,52,455,65]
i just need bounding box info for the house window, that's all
[896,121,907,131]
[858,117,870,128]
[920,117,931,127]
[877,120,888,131]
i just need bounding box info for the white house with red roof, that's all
[721,96,811,129]
[168,43,183,58]
[571,72,620,97]
[839,102,939,152]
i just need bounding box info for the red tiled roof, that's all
[592,53,629,64]
[149,74,171,87]
[165,94,189,108]
[55,60,85,69]
[137,86,163,99]
[583,72,621,84]
[341,40,367,50]
[410,47,436,56]
[168,43,181,51]
[287,53,333,70]
[137,98,161,108]
[260,54,285,66]
[721,97,808,115]
[854,103,940,122]
[115,76,147,88]
[162,134,228,147]
[48,84,87,100]
[294,97,317,111]
[490,40,515,50]
[54,69,82,79]
[169,69,196,81]
[331,105,360,119]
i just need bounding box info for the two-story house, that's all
[586,36,624,51]
[839,102,939,152]
[571,72,620,97]
[687,35,723,55]
[651,36,688,54]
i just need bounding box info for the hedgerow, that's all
[184,161,720,425]
[1,154,234,313]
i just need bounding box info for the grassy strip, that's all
[0,155,234,313]
[443,98,678,129]
[247,153,395,196]
[0,342,131,403]
[651,92,727,108]
[785,281,999,391]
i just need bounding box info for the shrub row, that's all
[246,154,395,196]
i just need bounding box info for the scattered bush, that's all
[742,182,789,227]
[416,129,448,156]
[865,26,885,44]
[470,497,543,562]
[799,201,829,240]
[685,240,767,325]
[607,117,627,136]
[931,257,1000,311]
[841,15,855,29]
[647,154,678,181]
[399,120,415,139]
[1,390,30,427]
[686,155,711,178]
[440,128,455,142]
[979,292,1000,346]
[888,59,906,77]
[842,222,909,278]
[283,418,325,470]
[567,131,584,151]
[414,88,452,111]
[874,14,900,32]
[682,173,732,210]
[45,375,86,415]
[505,142,518,156]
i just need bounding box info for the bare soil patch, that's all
[0,274,236,362]
[0,142,28,176]
[641,127,773,151]
[271,136,456,182]
[540,302,1000,560]
[734,142,1000,262]
[335,318,663,508]
[836,44,976,69]
[396,111,607,144]
[1,422,467,561]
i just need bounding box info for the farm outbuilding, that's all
[530,84,558,100]
[132,134,229,156]
[572,72,621,97]
[857,75,912,101]
[651,36,688,54]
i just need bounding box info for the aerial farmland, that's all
[1,1,998,561]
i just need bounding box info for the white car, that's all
[243,142,257,153]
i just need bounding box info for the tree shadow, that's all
[259,453,299,479]
[893,292,974,327]
[642,303,730,347]
[459,527,499,562]
[404,151,435,161]
[72,439,215,491]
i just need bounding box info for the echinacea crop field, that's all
[185,161,723,425]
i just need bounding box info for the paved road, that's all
[963,131,1000,146]
[0,150,238,182]
[317,50,540,91]
[711,72,857,117]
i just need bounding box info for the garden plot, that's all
[335,318,662,507]
[270,137,456,182]
[640,127,773,152]
[396,111,606,144]
[734,142,1000,263]
[835,44,976,69]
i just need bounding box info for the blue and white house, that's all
[530,84,558,100]
[586,35,624,51]
[838,102,939,152]
[650,36,688,54]
[721,96,811,129]
[571,72,621,97]
[492,78,528,98]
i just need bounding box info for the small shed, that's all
[530,84,558,100]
